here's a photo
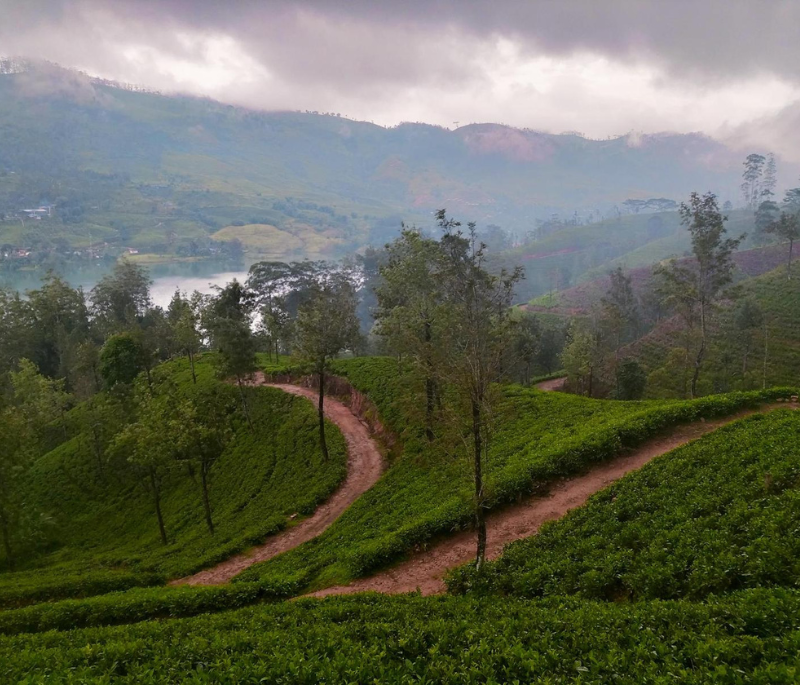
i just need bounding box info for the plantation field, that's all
[448,409,800,600]
[3,590,799,682]
[620,263,800,395]
[233,356,792,593]
[0,356,347,607]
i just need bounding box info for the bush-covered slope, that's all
[448,409,800,600]
[3,590,800,683]
[622,263,800,396]
[0,355,347,607]
[234,356,792,592]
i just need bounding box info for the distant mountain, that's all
[0,62,773,265]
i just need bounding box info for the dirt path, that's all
[173,379,384,586]
[309,403,792,597]
[535,376,566,392]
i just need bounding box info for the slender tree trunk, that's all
[318,365,329,461]
[691,305,707,399]
[788,239,794,280]
[236,376,253,430]
[691,338,705,399]
[424,319,435,442]
[150,470,167,545]
[188,350,197,384]
[763,321,769,390]
[200,465,214,534]
[0,511,13,570]
[472,396,486,571]
[587,366,594,398]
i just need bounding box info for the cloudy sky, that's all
[3,0,800,156]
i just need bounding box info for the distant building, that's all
[20,205,53,219]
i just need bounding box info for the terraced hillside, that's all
[621,263,800,394]
[230,357,791,593]
[1,357,799,683]
[0,356,347,607]
[449,408,800,600]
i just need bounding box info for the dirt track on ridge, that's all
[535,376,567,392]
[173,378,384,586]
[308,402,793,597]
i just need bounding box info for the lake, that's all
[0,259,251,309]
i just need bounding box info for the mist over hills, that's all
[0,61,767,268]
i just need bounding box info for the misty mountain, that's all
[0,62,761,262]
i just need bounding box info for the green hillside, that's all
[622,263,800,395]
[0,355,347,607]
[2,355,800,681]
[449,409,800,600]
[0,63,751,278]
[3,589,800,682]
[231,357,788,592]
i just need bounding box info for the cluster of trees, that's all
[374,211,524,569]
[561,189,799,400]
[560,267,648,399]
[0,254,373,561]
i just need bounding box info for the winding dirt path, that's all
[309,403,794,597]
[535,376,567,392]
[173,379,384,586]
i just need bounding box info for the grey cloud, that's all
[3,0,800,89]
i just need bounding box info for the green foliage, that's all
[2,590,800,681]
[0,581,299,635]
[0,355,347,605]
[448,410,800,600]
[98,333,145,387]
[615,359,647,399]
[238,356,792,592]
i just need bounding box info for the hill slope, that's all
[0,62,756,267]
[0,356,347,607]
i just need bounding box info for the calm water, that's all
[0,260,251,309]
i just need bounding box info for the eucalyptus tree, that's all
[294,271,361,460]
[437,211,522,570]
[375,226,448,441]
[655,192,743,398]
[203,280,257,428]
[167,290,204,383]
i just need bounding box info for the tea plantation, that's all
[0,355,347,607]
[2,356,800,682]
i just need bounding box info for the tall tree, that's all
[375,227,447,441]
[437,211,522,570]
[294,272,361,460]
[733,298,763,380]
[512,314,540,385]
[112,383,177,545]
[167,290,204,383]
[91,261,152,334]
[741,153,766,209]
[761,153,777,199]
[766,212,800,279]
[655,192,744,398]
[25,274,91,386]
[204,280,257,428]
[173,386,236,534]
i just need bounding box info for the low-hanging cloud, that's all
[2,0,800,162]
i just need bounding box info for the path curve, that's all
[535,376,566,392]
[173,378,384,586]
[309,403,794,597]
